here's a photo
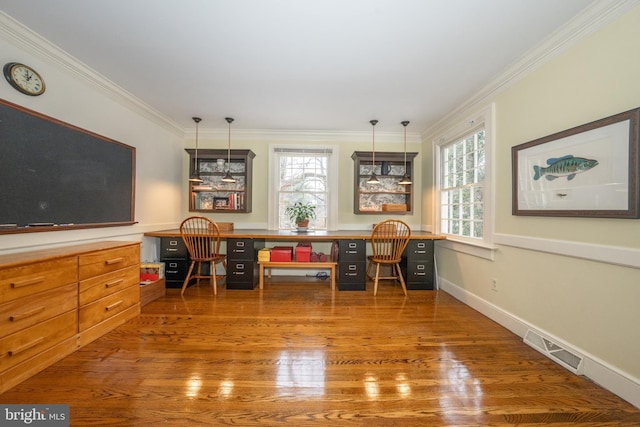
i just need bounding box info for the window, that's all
[441,129,485,238]
[269,146,338,230]
[435,104,494,257]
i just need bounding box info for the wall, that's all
[423,4,640,407]
[0,13,184,260]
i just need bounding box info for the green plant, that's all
[285,201,316,225]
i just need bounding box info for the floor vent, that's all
[524,329,584,375]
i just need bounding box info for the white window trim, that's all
[268,144,339,230]
[434,104,496,260]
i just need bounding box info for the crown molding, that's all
[421,0,640,139]
[0,12,183,137]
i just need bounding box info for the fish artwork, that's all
[533,155,598,181]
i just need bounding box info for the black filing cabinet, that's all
[160,237,190,288]
[337,239,366,291]
[226,238,265,289]
[401,239,435,290]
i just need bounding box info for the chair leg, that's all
[373,263,381,296]
[181,261,196,296]
[366,260,374,280]
[211,261,217,295]
[395,263,407,296]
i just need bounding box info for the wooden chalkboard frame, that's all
[0,98,136,234]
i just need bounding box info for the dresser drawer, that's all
[79,264,139,306]
[0,310,77,373]
[78,244,139,280]
[78,284,139,332]
[0,257,77,304]
[0,282,77,339]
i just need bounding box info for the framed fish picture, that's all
[512,107,639,218]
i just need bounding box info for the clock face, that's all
[3,62,46,96]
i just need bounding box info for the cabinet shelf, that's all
[186,149,255,213]
[352,151,417,215]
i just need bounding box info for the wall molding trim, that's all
[494,233,640,270]
[439,277,640,409]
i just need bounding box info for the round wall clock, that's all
[3,62,46,96]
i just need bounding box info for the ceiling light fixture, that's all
[222,117,236,183]
[399,121,412,185]
[366,119,380,184]
[188,117,203,183]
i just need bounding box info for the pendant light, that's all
[399,120,412,185]
[188,117,203,183]
[222,117,236,183]
[366,119,380,184]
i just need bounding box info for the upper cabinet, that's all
[352,151,417,215]
[186,149,255,213]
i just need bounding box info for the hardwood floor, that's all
[2,277,639,426]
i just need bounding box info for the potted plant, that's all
[285,201,316,231]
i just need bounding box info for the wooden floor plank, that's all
[1,277,639,426]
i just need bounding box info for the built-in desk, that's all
[144,229,444,291]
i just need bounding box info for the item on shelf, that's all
[140,262,164,283]
[382,203,407,212]
[258,248,271,262]
[295,242,312,262]
[270,246,293,262]
[216,222,234,231]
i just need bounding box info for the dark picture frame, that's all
[512,107,639,218]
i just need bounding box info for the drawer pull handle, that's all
[105,279,124,288]
[105,257,124,265]
[105,300,123,311]
[9,306,47,322]
[11,276,45,288]
[8,336,45,356]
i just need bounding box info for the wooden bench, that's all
[258,261,337,290]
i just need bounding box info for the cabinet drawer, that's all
[338,240,366,262]
[163,260,190,281]
[0,282,77,339]
[337,261,366,284]
[226,260,257,284]
[78,244,139,280]
[160,237,188,259]
[78,284,139,332]
[79,265,139,306]
[0,310,77,373]
[0,257,77,304]
[403,240,434,259]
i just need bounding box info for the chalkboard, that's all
[0,98,135,234]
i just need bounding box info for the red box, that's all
[295,242,312,262]
[270,246,293,262]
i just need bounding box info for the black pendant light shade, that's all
[222,117,236,183]
[189,117,203,183]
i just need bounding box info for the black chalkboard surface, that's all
[0,98,135,234]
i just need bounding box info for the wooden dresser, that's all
[0,241,140,394]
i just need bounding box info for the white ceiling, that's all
[0,0,595,133]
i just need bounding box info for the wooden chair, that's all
[179,216,227,296]
[366,219,411,296]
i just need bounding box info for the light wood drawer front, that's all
[79,265,139,306]
[0,283,77,338]
[0,257,77,304]
[78,244,139,280]
[0,310,77,373]
[78,285,139,332]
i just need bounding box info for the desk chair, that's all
[179,216,227,296]
[366,219,411,296]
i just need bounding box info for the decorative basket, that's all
[381,204,407,212]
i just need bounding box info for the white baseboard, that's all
[438,276,640,409]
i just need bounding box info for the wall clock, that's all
[3,62,46,96]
